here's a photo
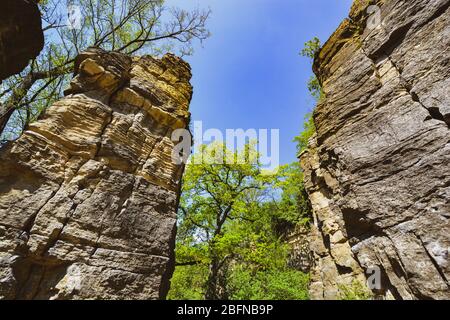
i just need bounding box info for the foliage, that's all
[228,268,309,300]
[293,113,316,154]
[294,36,323,154]
[269,162,311,226]
[300,37,323,102]
[0,0,211,142]
[300,36,321,60]
[307,75,324,101]
[167,264,209,300]
[170,143,310,300]
[338,280,373,300]
[175,143,266,299]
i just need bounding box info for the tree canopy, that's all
[169,143,311,300]
[0,0,210,143]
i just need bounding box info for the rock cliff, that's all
[301,0,450,299]
[286,225,312,273]
[0,48,192,299]
[0,0,44,81]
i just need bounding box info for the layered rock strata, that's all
[301,0,450,299]
[0,48,192,299]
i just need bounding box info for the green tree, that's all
[169,143,310,300]
[294,36,322,154]
[293,113,316,154]
[228,269,309,300]
[176,143,265,300]
[300,36,321,60]
[269,162,311,226]
[168,264,209,300]
[306,75,323,101]
[0,0,210,142]
[300,36,323,101]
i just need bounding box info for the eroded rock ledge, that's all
[0,0,44,81]
[301,0,449,299]
[0,48,192,299]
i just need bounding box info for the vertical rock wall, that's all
[285,225,312,273]
[0,48,192,299]
[300,136,368,299]
[0,0,44,81]
[301,0,450,299]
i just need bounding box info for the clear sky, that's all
[167,0,353,165]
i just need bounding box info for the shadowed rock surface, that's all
[301,0,450,300]
[0,0,44,81]
[0,48,192,299]
[286,225,312,273]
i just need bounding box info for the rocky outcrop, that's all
[301,0,450,299]
[0,0,44,81]
[301,136,369,299]
[0,48,192,299]
[286,225,312,273]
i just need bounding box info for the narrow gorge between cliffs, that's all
[0,0,448,301]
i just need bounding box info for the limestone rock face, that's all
[301,0,450,299]
[0,48,192,299]
[0,0,44,80]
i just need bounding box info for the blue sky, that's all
[168,0,353,165]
